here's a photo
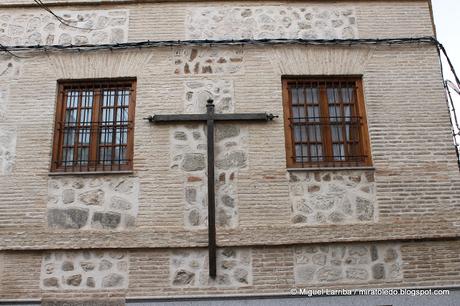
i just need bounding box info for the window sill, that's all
[48,171,134,176]
[287,166,375,172]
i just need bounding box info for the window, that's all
[51,78,136,172]
[282,76,371,168]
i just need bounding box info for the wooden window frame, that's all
[282,76,372,169]
[50,77,137,173]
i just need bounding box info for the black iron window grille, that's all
[51,79,136,172]
[282,77,372,168]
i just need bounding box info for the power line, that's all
[0,43,27,59]
[32,0,97,31]
[438,43,460,90]
[0,36,441,52]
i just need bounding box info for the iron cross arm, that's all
[145,99,277,279]
[145,112,278,123]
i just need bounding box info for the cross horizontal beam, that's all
[145,113,277,123]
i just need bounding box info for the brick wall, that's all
[1,0,460,301]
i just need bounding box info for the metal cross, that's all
[145,99,277,278]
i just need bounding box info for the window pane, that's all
[295,144,309,163]
[101,108,114,124]
[78,147,89,165]
[308,126,321,141]
[66,91,79,108]
[63,147,74,165]
[119,90,130,107]
[117,108,129,123]
[331,125,343,142]
[103,90,116,107]
[292,106,305,122]
[114,146,128,164]
[305,87,319,104]
[99,147,112,164]
[307,106,320,121]
[333,144,345,161]
[100,127,113,144]
[65,109,77,124]
[329,105,341,121]
[293,126,306,142]
[310,144,323,161]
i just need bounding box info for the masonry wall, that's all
[1,0,460,302]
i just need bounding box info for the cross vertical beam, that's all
[206,101,217,278]
[145,99,277,278]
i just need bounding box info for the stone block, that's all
[216,151,247,170]
[102,273,124,288]
[372,263,385,280]
[186,6,358,40]
[41,251,129,290]
[110,196,132,210]
[290,170,376,225]
[79,189,104,206]
[47,177,139,230]
[0,9,129,46]
[62,189,75,204]
[48,208,89,229]
[171,248,252,287]
[172,269,195,286]
[215,125,240,142]
[92,211,121,229]
[294,243,402,285]
[181,153,205,171]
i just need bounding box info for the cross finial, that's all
[206,98,215,114]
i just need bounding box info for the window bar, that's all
[308,82,315,166]
[350,84,357,165]
[352,85,363,165]
[90,86,101,172]
[119,89,127,169]
[62,90,69,172]
[119,89,124,168]
[110,89,117,171]
[313,81,321,166]
[331,82,343,165]
[96,83,103,171]
[302,82,310,164]
[339,81,349,163]
[58,89,66,170]
[296,81,305,167]
[353,84,360,165]
[101,89,108,170]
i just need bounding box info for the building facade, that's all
[0,0,460,304]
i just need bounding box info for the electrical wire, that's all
[33,0,97,31]
[0,43,27,59]
[0,36,441,53]
[438,43,460,89]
